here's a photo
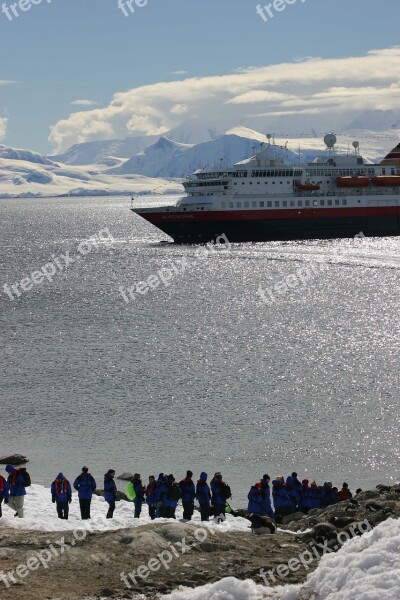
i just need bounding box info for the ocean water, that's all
[1,195,399,504]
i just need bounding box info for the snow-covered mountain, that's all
[0,145,56,166]
[344,110,400,132]
[49,134,159,166]
[0,148,181,198]
[112,131,273,178]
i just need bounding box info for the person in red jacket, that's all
[0,475,9,518]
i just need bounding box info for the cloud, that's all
[49,47,400,152]
[169,70,188,75]
[0,117,8,141]
[71,99,98,106]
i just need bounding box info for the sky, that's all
[1,0,400,154]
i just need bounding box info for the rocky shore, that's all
[0,483,398,600]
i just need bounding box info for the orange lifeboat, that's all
[296,182,320,191]
[373,176,400,187]
[336,176,370,188]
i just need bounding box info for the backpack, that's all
[167,484,180,502]
[126,482,136,502]
[221,484,232,500]
[22,471,31,488]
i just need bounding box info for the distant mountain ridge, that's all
[0,124,399,197]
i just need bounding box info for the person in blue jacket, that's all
[248,482,264,514]
[308,481,322,510]
[0,474,9,518]
[210,472,231,521]
[272,476,293,522]
[130,473,146,518]
[259,474,275,519]
[159,474,181,519]
[74,466,96,520]
[196,472,211,522]
[179,470,196,521]
[6,465,30,518]
[51,473,72,520]
[146,475,157,520]
[104,469,117,519]
[286,472,302,512]
[300,479,312,513]
[321,482,338,508]
[155,474,167,518]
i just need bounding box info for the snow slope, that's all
[162,518,400,600]
[0,155,181,198]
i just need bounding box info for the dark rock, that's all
[94,489,129,502]
[118,535,134,544]
[329,516,357,528]
[376,484,392,492]
[0,454,29,465]
[312,522,338,541]
[248,514,277,534]
[117,472,134,481]
[101,589,114,597]
[282,511,305,525]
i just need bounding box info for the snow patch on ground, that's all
[0,484,251,534]
[161,518,400,600]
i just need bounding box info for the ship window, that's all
[229,202,234,208]
[244,201,249,207]
[342,199,347,205]
[320,200,325,206]
[305,200,310,207]
[265,181,268,184]
[237,202,241,208]
[201,207,204,210]
[275,201,280,207]
[242,182,245,185]
[257,182,260,185]
[252,201,257,207]
[290,201,295,207]
[335,199,340,206]
[328,199,332,206]
[267,201,272,207]
[183,208,186,211]
[234,182,237,185]
[249,182,253,185]
[298,200,302,207]
[283,201,287,207]
[221,203,226,208]
[313,200,318,206]
[260,201,265,207]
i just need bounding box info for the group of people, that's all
[248,473,355,522]
[0,464,356,524]
[111,470,232,522]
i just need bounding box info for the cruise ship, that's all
[131,134,400,244]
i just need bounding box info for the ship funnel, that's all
[380,143,400,166]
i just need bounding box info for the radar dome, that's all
[352,141,359,149]
[324,133,337,149]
